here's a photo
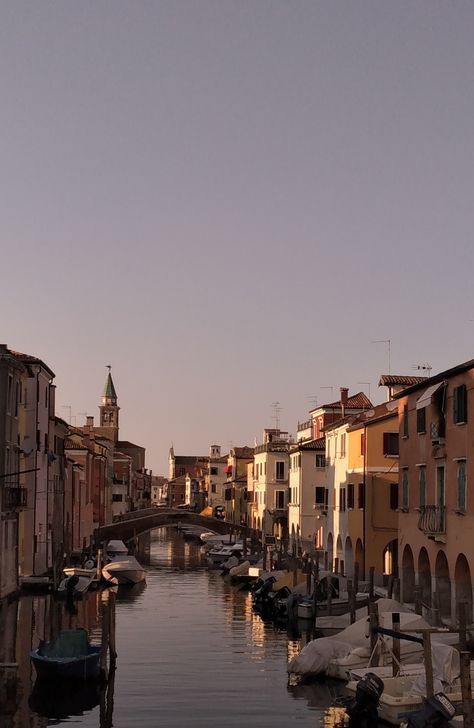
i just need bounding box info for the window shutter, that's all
[383,432,389,455]
[390,483,399,510]
[347,483,354,509]
[358,482,365,509]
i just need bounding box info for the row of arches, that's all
[327,533,364,577]
[402,545,472,623]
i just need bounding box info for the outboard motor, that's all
[346,672,384,728]
[399,693,456,728]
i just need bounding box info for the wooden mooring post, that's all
[368,602,379,667]
[392,612,400,676]
[312,557,319,628]
[348,579,356,624]
[422,632,434,698]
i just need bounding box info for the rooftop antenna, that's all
[78,411,90,424]
[306,394,318,409]
[413,362,432,377]
[271,401,282,430]
[62,405,72,425]
[371,339,391,374]
[357,382,371,400]
[320,386,334,402]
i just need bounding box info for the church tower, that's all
[99,366,120,442]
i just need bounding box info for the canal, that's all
[2,528,346,727]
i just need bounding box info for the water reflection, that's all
[29,678,101,721]
[2,528,347,727]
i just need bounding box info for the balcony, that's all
[418,505,445,538]
[3,486,28,510]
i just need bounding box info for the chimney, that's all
[86,416,94,428]
[340,387,349,417]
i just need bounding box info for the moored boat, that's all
[30,629,101,680]
[102,539,146,585]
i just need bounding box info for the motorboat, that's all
[30,628,101,680]
[205,542,244,566]
[57,574,95,598]
[102,540,146,585]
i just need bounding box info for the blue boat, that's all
[30,628,101,680]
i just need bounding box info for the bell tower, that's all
[99,365,120,442]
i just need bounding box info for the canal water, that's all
[2,527,347,727]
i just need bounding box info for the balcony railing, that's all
[3,486,28,510]
[418,505,445,535]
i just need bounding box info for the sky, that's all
[1,1,474,474]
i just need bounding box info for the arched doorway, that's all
[383,539,398,579]
[345,537,354,579]
[418,547,432,609]
[327,533,333,572]
[455,554,473,624]
[402,544,415,603]
[435,550,451,621]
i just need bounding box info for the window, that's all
[347,483,354,509]
[315,486,326,505]
[14,381,19,417]
[358,482,365,509]
[390,483,399,510]
[316,454,325,468]
[210,467,218,476]
[403,404,409,437]
[401,468,409,510]
[275,461,285,480]
[416,408,426,434]
[275,490,285,509]
[454,384,468,424]
[7,374,13,414]
[340,433,346,457]
[112,494,123,502]
[457,460,467,511]
[419,466,426,508]
[339,487,346,512]
[383,432,399,456]
[211,482,216,493]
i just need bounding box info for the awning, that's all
[416,381,446,410]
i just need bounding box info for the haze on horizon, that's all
[1,1,473,474]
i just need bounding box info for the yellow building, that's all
[346,402,399,585]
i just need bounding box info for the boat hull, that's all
[102,559,146,585]
[30,648,100,680]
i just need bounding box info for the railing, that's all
[3,486,28,510]
[418,505,445,535]
[297,419,311,432]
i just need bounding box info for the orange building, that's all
[395,359,474,625]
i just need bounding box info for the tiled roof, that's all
[173,455,207,464]
[323,392,372,410]
[296,437,325,451]
[231,446,254,458]
[11,350,55,378]
[116,440,145,451]
[348,400,399,430]
[378,374,427,387]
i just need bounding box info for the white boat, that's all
[205,543,244,566]
[102,540,146,585]
[200,532,229,544]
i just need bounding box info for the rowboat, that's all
[30,629,101,680]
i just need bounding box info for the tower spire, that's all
[99,366,119,440]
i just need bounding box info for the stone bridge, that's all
[96,507,255,545]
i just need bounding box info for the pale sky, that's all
[2,1,474,474]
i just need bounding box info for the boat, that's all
[102,540,146,585]
[30,628,101,680]
[205,543,244,566]
[57,574,95,597]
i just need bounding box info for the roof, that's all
[321,392,372,410]
[392,357,474,398]
[293,437,326,452]
[116,440,145,451]
[231,446,255,459]
[10,350,55,378]
[347,400,399,430]
[103,372,117,402]
[378,374,427,387]
[173,455,207,465]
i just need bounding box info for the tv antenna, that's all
[62,405,72,425]
[371,339,391,374]
[271,401,282,430]
[357,382,371,400]
[306,394,318,409]
[413,362,432,377]
[320,386,334,402]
